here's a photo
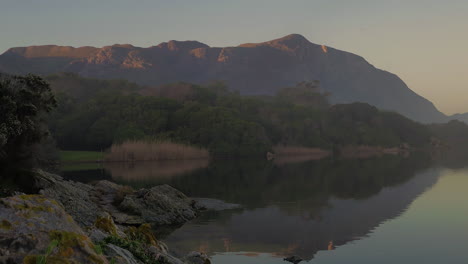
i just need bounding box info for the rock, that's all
[118,185,198,226]
[105,244,142,264]
[0,194,108,264]
[3,171,201,264]
[193,198,241,211]
[90,212,127,242]
[184,251,211,264]
[88,228,108,243]
[284,255,303,264]
[33,169,102,227]
[31,170,199,228]
[156,252,185,264]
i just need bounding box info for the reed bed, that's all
[105,140,210,162]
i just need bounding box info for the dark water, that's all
[61,153,468,263]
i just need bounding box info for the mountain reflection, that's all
[60,153,443,261]
[160,154,440,261]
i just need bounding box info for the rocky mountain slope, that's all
[0,34,449,123]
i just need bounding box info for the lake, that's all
[61,152,468,263]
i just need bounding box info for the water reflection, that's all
[105,159,209,183]
[60,153,446,262]
[157,154,439,261]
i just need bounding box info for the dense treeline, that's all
[46,73,432,157]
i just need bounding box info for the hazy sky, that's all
[1,0,467,114]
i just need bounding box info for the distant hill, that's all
[450,113,468,124]
[0,34,448,123]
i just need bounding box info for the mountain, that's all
[450,113,468,124]
[0,34,447,123]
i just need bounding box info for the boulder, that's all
[105,244,142,264]
[33,170,101,227]
[184,251,211,264]
[119,185,198,226]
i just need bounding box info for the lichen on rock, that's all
[0,194,108,264]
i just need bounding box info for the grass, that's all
[60,151,104,163]
[105,140,210,162]
[60,162,103,172]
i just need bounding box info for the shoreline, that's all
[0,170,212,264]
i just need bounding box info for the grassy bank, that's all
[60,151,104,163]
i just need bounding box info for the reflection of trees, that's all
[164,159,441,261]
[161,153,433,209]
[433,148,468,169]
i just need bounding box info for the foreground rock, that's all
[1,170,214,264]
[21,170,209,264]
[32,170,199,228]
[119,185,198,226]
[33,170,102,227]
[184,251,211,264]
[0,195,108,263]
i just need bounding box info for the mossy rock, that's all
[0,219,12,230]
[95,214,118,236]
[0,194,108,264]
[125,224,158,247]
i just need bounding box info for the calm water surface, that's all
[62,153,468,263]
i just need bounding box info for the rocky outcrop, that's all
[104,244,141,264]
[0,194,108,264]
[119,185,198,226]
[31,170,199,228]
[33,170,102,227]
[1,171,211,264]
[184,251,211,264]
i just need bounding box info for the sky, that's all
[1,0,467,114]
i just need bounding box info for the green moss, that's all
[24,255,72,264]
[101,223,161,264]
[94,216,117,235]
[40,256,72,264]
[9,195,56,215]
[23,255,39,264]
[47,231,105,264]
[60,151,104,163]
[93,244,103,255]
[18,194,46,201]
[49,230,88,249]
[87,253,106,264]
[125,224,158,246]
[0,219,12,230]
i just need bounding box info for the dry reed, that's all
[105,140,210,162]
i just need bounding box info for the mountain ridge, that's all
[0,34,454,123]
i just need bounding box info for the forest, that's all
[42,73,433,158]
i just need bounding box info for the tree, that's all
[0,73,57,163]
